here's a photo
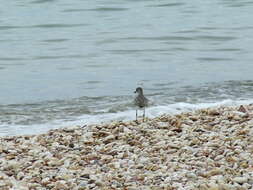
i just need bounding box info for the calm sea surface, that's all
[1,0,253,135]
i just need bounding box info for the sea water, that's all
[1,0,253,135]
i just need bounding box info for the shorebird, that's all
[134,87,148,122]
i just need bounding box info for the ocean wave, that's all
[1,99,253,136]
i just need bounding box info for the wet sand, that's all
[1,105,253,190]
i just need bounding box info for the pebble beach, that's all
[1,105,253,190]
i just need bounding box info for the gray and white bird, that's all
[134,87,148,122]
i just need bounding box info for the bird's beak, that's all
[134,90,136,93]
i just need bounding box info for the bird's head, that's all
[134,87,143,94]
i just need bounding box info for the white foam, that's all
[1,99,253,136]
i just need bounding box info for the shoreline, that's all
[1,104,253,189]
[2,99,253,137]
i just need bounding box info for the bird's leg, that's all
[136,109,138,122]
[143,107,145,122]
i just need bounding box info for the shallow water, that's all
[1,0,253,135]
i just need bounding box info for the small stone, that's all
[41,177,50,185]
[123,127,132,133]
[238,105,248,113]
[207,182,219,190]
[63,126,79,132]
[17,171,25,180]
[233,176,248,184]
[69,143,75,148]
[101,155,113,164]
[185,172,197,179]
[54,180,68,190]
[206,169,223,177]
[214,155,224,161]
[103,135,115,144]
